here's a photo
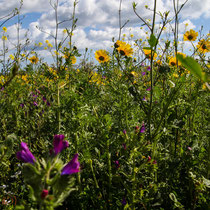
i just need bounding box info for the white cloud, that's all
[0,0,209,64]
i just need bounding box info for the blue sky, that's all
[0,0,209,65]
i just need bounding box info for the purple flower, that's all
[53,134,69,155]
[123,129,127,135]
[33,101,38,106]
[20,103,24,108]
[147,66,151,71]
[121,198,127,206]
[142,96,147,101]
[153,160,157,164]
[140,123,146,133]
[141,72,146,76]
[1,87,4,91]
[61,154,80,175]
[32,94,38,99]
[47,101,51,106]
[146,87,151,91]
[16,142,36,164]
[114,160,120,169]
[42,96,47,102]
[147,156,151,162]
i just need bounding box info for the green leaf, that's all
[177,54,208,82]
[148,34,158,48]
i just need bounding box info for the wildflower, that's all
[41,189,49,199]
[70,56,76,64]
[16,142,36,164]
[146,87,151,91]
[48,43,53,48]
[61,153,80,175]
[142,72,146,76]
[147,66,151,71]
[63,29,67,33]
[117,42,133,57]
[147,156,151,162]
[2,36,7,41]
[29,56,39,64]
[38,42,43,47]
[153,160,157,164]
[187,147,192,151]
[47,101,51,106]
[183,29,198,41]
[9,55,14,60]
[45,40,49,44]
[197,39,210,54]
[33,101,38,106]
[169,56,180,66]
[121,198,127,206]
[2,27,7,32]
[143,49,157,60]
[140,123,146,133]
[135,126,140,133]
[53,134,69,155]
[43,96,47,102]
[20,103,24,108]
[114,160,120,168]
[123,129,127,135]
[95,50,110,63]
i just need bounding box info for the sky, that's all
[0,0,209,65]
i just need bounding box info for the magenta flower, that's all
[33,101,38,106]
[41,189,49,199]
[61,154,80,175]
[114,160,120,169]
[122,143,126,150]
[53,134,69,155]
[16,142,36,164]
[140,123,146,133]
[123,129,127,135]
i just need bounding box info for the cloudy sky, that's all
[0,0,209,64]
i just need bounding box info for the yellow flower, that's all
[29,56,39,64]
[183,29,198,41]
[38,42,43,47]
[2,36,7,41]
[48,43,53,48]
[9,54,15,60]
[169,56,180,66]
[70,56,76,64]
[143,49,157,60]
[2,27,7,32]
[173,73,179,78]
[95,50,110,63]
[44,47,48,50]
[21,53,26,57]
[45,40,49,44]
[116,41,133,57]
[63,29,67,33]
[197,39,210,54]
[130,34,134,38]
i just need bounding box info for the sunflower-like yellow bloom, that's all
[183,29,198,41]
[197,39,210,54]
[169,56,180,67]
[117,44,133,57]
[95,50,110,63]
[2,36,7,41]
[143,49,157,60]
[29,56,39,64]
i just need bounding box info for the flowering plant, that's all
[16,135,80,209]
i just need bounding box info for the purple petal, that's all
[140,123,146,133]
[61,154,80,175]
[16,142,36,164]
[53,134,69,155]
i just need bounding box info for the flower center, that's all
[202,44,207,50]
[99,56,105,61]
[120,50,126,56]
[187,35,193,40]
[171,62,176,66]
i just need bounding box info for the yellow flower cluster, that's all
[115,40,133,57]
[143,49,157,60]
[89,71,106,85]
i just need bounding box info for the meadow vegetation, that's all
[0,0,210,209]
